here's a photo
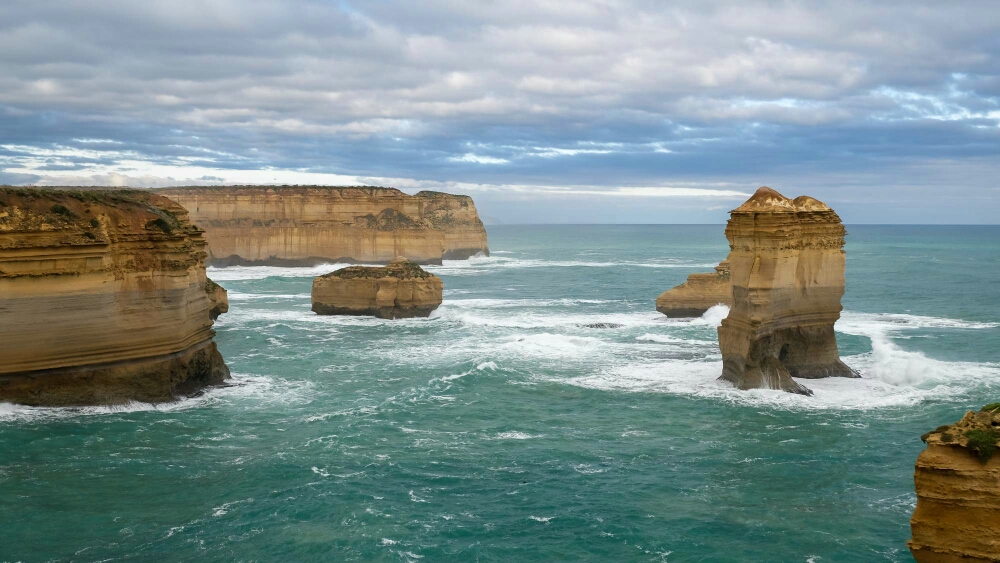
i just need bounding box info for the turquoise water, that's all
[2,225,999,562]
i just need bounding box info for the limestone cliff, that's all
[910,404,1000,562]
[157,186,489,265]
[0,187,230,406]
[656,260,732,317]
[312,257,443,319]
[205,278,229,321]
[717,187,857,395]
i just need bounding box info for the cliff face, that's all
[205,278,229,321]
[157,186,489,266]
[312,257,443,319]
[0,188,230,406]
[656,260,732,317]
[717,187,857,395]
[910,405,1000,562]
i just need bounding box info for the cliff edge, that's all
[312,257,443,319]
[157,186,489,266]
[910,404,1000,562]
[656,260,732,317]
[0,187,230,406]
[717,187,857,395]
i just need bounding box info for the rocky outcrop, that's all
[312,257,443,319]
[910,404,1000,562]
[656,260,732,317]
[717,187,857,395]
[205,278,228,321]
[0,187,230,406]
[157,186,489,266]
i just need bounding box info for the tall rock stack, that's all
[0,188,230,406]
[910,405,1000,562]
[717,187,857,395]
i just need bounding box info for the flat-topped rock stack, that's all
[910,404,1000,562]
[717,187,857,395]
[312,257,443,319]
[158,186,489,266]
[656,260,732,317]
[0,187,230,406]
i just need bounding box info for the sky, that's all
[1,1,998,223]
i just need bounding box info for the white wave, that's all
[207,263,351,281]
[493,431,542,440]
[227,292,310,301]
[837,311,999,335]
[431,306,672,330]
[692,304,730,327]
[500,333,605,357]
[425,255,721,276]
[636,334,716,347]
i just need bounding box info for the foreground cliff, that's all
[910,404,1000,562]
[312,257,443,319]
[717,187,857,395]
[158,186,489,265]
[0,187,230,406]
[656,260,732,317]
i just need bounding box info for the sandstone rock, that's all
[157,186,490,265]
[312,257,443,319]
[910,404,1000,562]
[205,278,229,321]
[717,187,858,395]
[656,260,732,317]
[0,187,230,406]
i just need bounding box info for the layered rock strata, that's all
[205,278,229,321]
[158,186,489,265]
[910,404,1000,562]
[0,187,230,406]
[717,187,857,395]
[312,257,443,319]
[656,260,732,317]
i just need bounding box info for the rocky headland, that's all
[656,260,732,317]
[717,187,857,395]
[312,257,443,319]
[0,187,230,406]
[158,186,489,266]
[910,404,1000,562]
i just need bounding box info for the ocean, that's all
[2,225,998,562]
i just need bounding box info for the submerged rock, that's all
[717,187,858,395]
[656,260,732,317]
[0,187,230,406]
[312,257,443,319]
[910,404,1000,562]
[580,323,625,329]
[157,186,490,265]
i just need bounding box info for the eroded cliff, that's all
[910,404,1000,562]
[717,187,857,395]
[158,186,489,265]
[656,260,732,317]
[0,187,230,406]
[312,257,443,319]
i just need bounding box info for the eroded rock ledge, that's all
[656,260,732,317]
[157,186,490,266]
[717,187,857,395]
[312,257,443,319]
[0,187,230,406]
[910,404,1000,562]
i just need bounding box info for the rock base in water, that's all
[910,405,1000,562]
[312,258,443,319]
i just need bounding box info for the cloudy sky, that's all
[1,1,998,223]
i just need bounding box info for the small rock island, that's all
[312,257,443,319]
[717,187,857,395]
[0,187,230,406]
[656,260,732,317]
[910,404,1000,562]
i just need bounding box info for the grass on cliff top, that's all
[981,403,1000,414]
[326,261,434,280]
[965,428,999,464]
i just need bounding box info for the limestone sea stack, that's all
[312,257,443,319]
[910,404,1000,562]
[717,187,857,395]
[205,278,229,321]
[0,187,230,406]
[157,186,489,266]
[656,260,732,317]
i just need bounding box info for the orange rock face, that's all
[312,258,443,319]
[656,260,732,317]
[717,187,857,395]
[0,188,230,406]
[158,186,489,265]
[910,406,1000,562]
